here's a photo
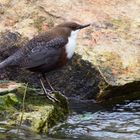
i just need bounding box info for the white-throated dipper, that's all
[0,22,90,102]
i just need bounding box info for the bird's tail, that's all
[0,60,9,69]
[0,56,14,69]
[0,49,23,70]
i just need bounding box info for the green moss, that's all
[0,82,69,133]
[0,93,19,109]
[46,92,69,131]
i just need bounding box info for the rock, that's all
[82,17,140,104]
[0,31,28,58]
[0,0,140,105]
[0,81,69,133]
[0,80,22,94]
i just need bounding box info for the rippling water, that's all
[0,100,140,140]
[49,100,140,140]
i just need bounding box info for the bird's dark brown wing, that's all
[21,37,67,69]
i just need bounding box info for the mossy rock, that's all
[0,81,69,133]
[97,80,140,106]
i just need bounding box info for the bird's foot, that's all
[44,90,60,103]
[39,78,60,103]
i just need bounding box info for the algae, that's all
[0,82,69,133]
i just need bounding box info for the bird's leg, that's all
[39,78,59,102]
[40,78,54,102]
[42,74,65,99]
[42,73,55,91]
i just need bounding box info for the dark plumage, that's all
[0,22,90,102]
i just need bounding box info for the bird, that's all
[0,22,90,102]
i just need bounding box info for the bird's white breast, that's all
[65,30,79,59]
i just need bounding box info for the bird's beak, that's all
[78,24,90,29]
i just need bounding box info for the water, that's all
[0,100,140,140]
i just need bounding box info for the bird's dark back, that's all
[0,25,72,72]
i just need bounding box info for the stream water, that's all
[0,100,140,140]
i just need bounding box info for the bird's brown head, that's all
[53,22,90,59]
[56,22,90,31]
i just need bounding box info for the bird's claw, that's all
[45,91,60,103]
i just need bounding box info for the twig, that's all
[96,65,110,85]
[17,83,28,134]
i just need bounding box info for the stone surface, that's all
[0,81,68,133]
[0,0,140,104]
